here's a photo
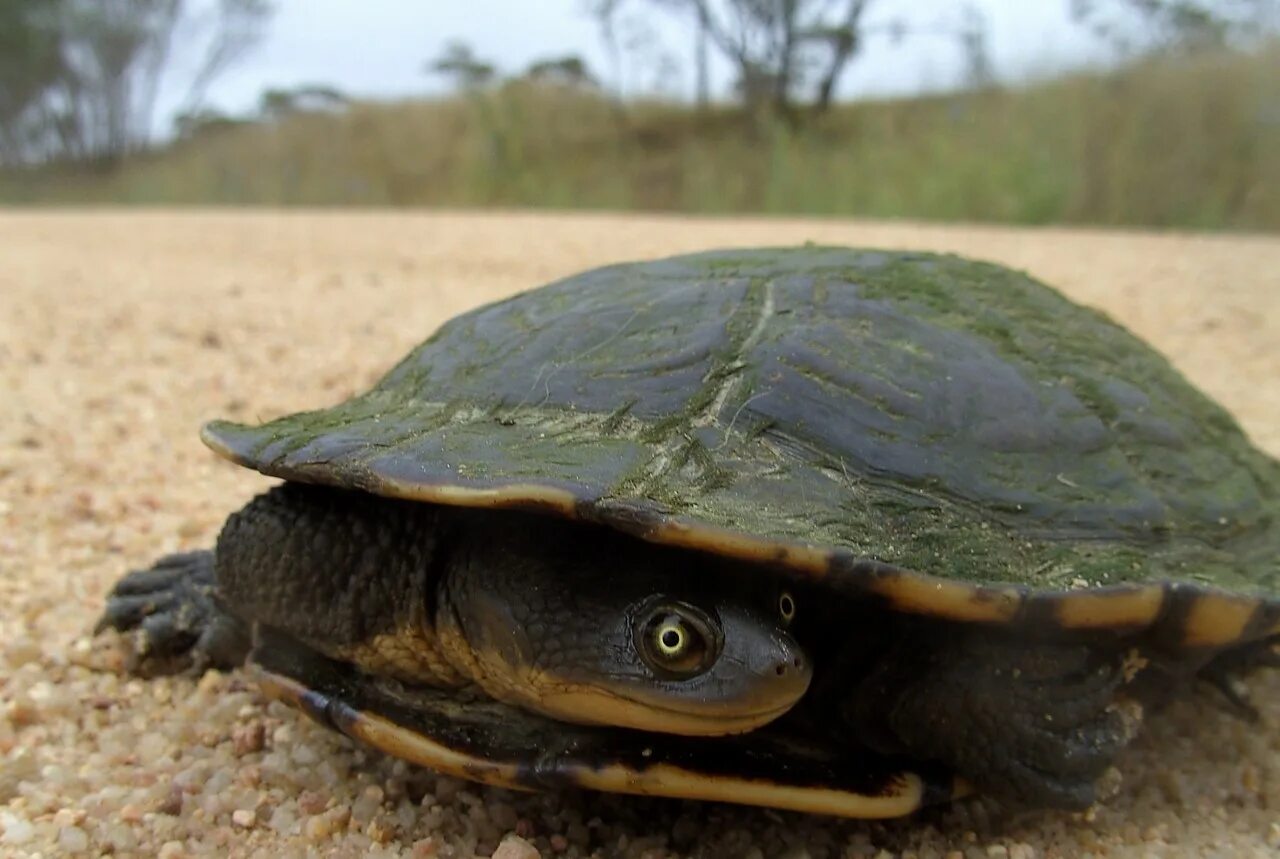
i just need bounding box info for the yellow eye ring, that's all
[654,622,688,656]
[778,591,796,624]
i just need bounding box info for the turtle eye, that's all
[778,591,797,625]
[636,603,717,677]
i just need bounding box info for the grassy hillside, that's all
[3,45,1278,230]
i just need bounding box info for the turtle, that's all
[98,247,1280,819]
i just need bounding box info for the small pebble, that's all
[0,752,38,802]
[233,722,266,755]
[105,823,139,851]
[6,697,39,727]
[54,807,87,827]
[196,669,224,694]
[490,801,519,830]
[304,813,335,842]
[157,784,184,815]
[298,789,328,815]
[57,825,90,852]
[492,833,541,859]
[0,812,34,845]
[433,777,462,802]
[367,815,395,844]
[291,743,319,765]
[232,808,256,828]
[328,804,352,830]
[411,837,440,857]
[270,805,297,834]
[4,640,43,669]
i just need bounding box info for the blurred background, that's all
[1,0,1277,230]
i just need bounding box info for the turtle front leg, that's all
[848,627,1141,810]
[98,550,250,672]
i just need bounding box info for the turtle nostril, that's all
[775,654,809,682]
[775,655,806,677]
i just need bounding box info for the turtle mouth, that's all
[513,616,814,736]
[533,686,805,736]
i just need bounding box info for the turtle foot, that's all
[98,550,249,672]
[851,629,1139,810]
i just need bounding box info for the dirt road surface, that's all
[2,211,1278,857]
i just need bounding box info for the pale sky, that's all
[162,1,1115,127]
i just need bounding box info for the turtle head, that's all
[436,517,811,736]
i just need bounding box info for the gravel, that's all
[2,210,1277,858]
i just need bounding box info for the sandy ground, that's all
[1,211,1278,858]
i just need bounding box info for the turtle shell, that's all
[204,248,1280,650]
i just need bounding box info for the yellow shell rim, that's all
[257,668,965,818]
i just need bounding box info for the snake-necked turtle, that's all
[100,247,1280,818]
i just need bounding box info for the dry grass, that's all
[3,45,1279,229]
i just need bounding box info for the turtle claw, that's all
[99,550,249,671]
[96,591,171,637]
[96,551,203,635]
[1198,636,1280,723]
[105,550,212,594]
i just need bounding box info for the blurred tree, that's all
[585,0,625,104]
[259,88,296,120]
[259,85,347,120]
[616,1,991,122]
[1070,0,1280,54]
[0,0,272,167]
[56,0,186,163]
[585,1,683,104]
[640,0,713,108]
[427,41,497,91]
[524,56,600,88]
[958,5,994,90]
[172,106,245,139]
[694,1,711,108]
[177,0,275,122]
[0,1,66,163]
[425,40,509,189]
